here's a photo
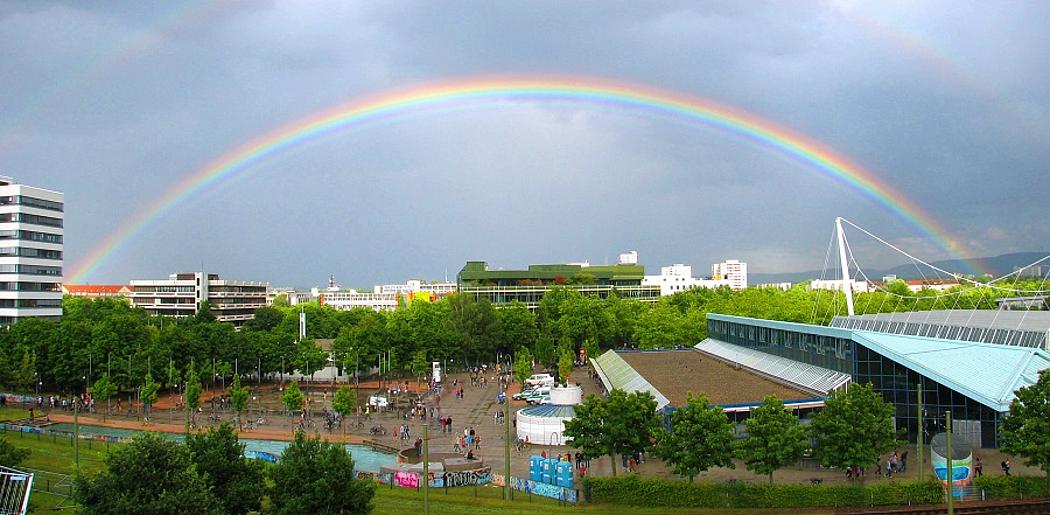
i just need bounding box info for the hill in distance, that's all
[749,251,1050,285]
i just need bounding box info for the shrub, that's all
[974,475,1050,499]
[584,475,943,509]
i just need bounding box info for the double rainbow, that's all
[68,75,978,282]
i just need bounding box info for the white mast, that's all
[836,217,855,316]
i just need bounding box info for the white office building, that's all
[321,290,399,312]
[129,272,268,327]
[711,259,748,290]
[642,264,731,296]
[0,176,64,324]
[809,279,872,293]
[374,279,456,297]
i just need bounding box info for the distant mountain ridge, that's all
[749,251,1050,285]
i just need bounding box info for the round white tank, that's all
[549,385,582,406]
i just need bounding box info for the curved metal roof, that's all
[590,350,670,410]
[519,404,577,418]
[695,339,850,395]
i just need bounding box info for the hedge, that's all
[973,475,1050,500]
[583,475,943,509]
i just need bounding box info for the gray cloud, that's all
[2,0,1047,286]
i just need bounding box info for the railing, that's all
[0,466,33,515]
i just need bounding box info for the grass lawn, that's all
[372,486,793,514]
[0,415,800,515]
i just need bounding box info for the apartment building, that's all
[0,176,63,324]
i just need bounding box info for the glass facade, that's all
[708,318,855,375]
[710,316,1004,448]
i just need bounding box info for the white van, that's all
[525,373,555,387]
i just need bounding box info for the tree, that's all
[653,393,735,481]
[269,432,375,515]
[496,301,538,356]
[634,302,686,349]
[582,338,599,363]
[229,376,249,430]
[0,437,29,467]
[448,294,499,365]
[215,361,233,390]
[1000,369,1050,475]
[737,395,809,483]
[184,363,203,430]
[410,349,429,384]
[332,386,356,438]
[558,346,574,385]
[533,333,556,369]
[513,347,533,386]
[282,380,304,416]
[186,423,264,514]
[90,374,116,423]
[14,350,36,391]
[292,338,327,379]
[564,389,659,476]
[195,300,217,323]
[810,383,899,476]
[74,432,222,515]
[139,373,159,422]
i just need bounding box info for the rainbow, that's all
[68,75,981,282]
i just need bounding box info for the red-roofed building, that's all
[62,284,133,299]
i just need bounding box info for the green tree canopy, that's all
[185,423,264,514]
[558,345,574,385]
[564,389,659,476]
[269,432,375,515]
[737,395,809,483]
[513,347,532,386]
[74,432,222,515]
[533,333,556,369]
[653,393,736,482]
[0,437,29,468]
[229,376,250,428]
[332,385,356,437]
[90,374,116,422]
[139,373,159,409]
[810,383,899,472]
[184,363,203,429]
[292,338,327,378]
[282,380,304,415]
[1000,369,1050,475]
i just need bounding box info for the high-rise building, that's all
[711,259,747,291]
[129,272,267,327]
[0,176,64,325]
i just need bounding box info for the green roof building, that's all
[457,260,660,308]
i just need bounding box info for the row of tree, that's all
[74,424,375,515]
[565,384,900,482]
[0,278,1014,395]
[566,367,1050,481]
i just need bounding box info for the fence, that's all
[0,466,32,515]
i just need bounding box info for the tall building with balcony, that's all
[0,176,64,324]
[129,272,267,327]
[711,259,748,290]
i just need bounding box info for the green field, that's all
[0,422,790,515]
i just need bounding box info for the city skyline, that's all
[4,2,1048,286]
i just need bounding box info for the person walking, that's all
[974,457,983,478]
[1001,458,1011,476]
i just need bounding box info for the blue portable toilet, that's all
[529,455,544,482]
[554,461,570,487]
[541,458,554,484]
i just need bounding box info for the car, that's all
[512,388,535,401]
[524,387,550,404]
[525,374,555,387]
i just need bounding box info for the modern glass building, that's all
[704,313,1050,448]
[457,260,660,308]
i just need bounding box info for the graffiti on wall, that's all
[511,477,577,503]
